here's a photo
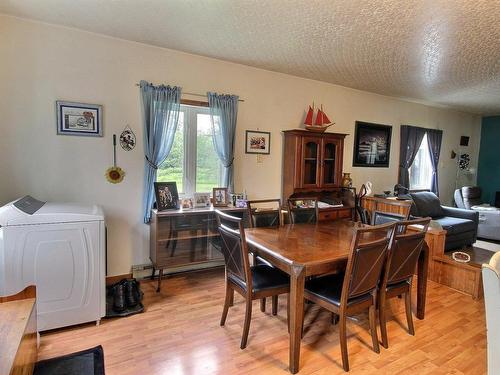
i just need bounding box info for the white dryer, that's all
[0,196,106,331]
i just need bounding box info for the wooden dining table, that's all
[245,220,429,374]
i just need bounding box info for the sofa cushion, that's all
[434,216,476,235]
[410,192,444,218]
[462,186,482,209]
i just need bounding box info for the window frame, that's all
[158,102,222,197]
[408,133,433,191]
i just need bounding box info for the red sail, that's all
[315,109,325,126]
[321,110,332,125]
[304,106,314,125]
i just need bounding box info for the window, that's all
[408,133,433,190]
[157,104,222,195]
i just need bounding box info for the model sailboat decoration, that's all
[304,103,335,132]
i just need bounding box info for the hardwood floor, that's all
[38,268,487,374]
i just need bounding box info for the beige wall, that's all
[0,15,481,276]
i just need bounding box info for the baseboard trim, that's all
[106,273,133,286]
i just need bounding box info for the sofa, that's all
[454,186,500,241]
[410,191,479,251]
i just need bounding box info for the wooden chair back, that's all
[357,207,372,224]
[246,199,282,228]
[287,197,319,224]
[341,222,395,302]
[382,217,431,287]
[215,210,252,290]
[372,211,407,226]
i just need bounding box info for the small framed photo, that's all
[245,130,270,154]
[56,101,103,136]
[194,192,211,208]
[353,121,392,168]
[154,182,179,211]
[181,197,193,209]
[213,187,229,207]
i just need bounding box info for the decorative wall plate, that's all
[119,125,136,151]
[459,153,470,170]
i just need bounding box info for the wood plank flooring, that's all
[38,268,487,374]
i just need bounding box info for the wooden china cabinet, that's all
[282,129,355,221]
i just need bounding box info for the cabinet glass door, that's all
[302,138,321,187]
[322,140,338,186]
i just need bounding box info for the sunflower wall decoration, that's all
[105,134,126,184]
[105,166,125,183]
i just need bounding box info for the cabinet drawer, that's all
[319,211,338,221]
[337,209,352,219]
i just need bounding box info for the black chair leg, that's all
[331,312,339,325]
[272,295,278,316]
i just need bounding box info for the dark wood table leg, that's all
[416,243,429,319]
[289,264,306,374]
[157,268,163,293]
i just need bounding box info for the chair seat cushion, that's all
[251,265,289,292]
[434,216,476,235]
[385,280,410,292]
[255,255,273,267]
[229,265,289,292]
[236,264,290,292]
[305,273,372,307]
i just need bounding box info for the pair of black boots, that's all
[111,279,142,312]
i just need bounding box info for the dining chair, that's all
[303,222,396,372]
[247,199,282,313]
[372,211,407,225]
[215,210,290,349]
[378,217,430,349]
[356,184,370,224]
[247,199,282,228]
[357,207,372,224]
[287,197,319,224]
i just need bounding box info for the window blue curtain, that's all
[207,92,239,192]
[140,80,181,223]
[426,128,443,195]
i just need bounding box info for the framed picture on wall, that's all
[154,182,179,211]
[56,101,103,136]
[245,130,271,154]
[352,121,392,167]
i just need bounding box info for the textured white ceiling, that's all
[1,0,500,115]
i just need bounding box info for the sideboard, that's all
[150,207,248,292]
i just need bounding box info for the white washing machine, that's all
[0,196,106,331]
